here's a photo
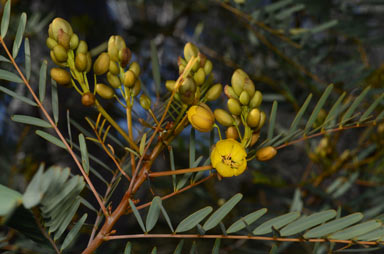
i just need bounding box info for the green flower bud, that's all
[226,126,239,140]
[48,23,54,39]
[227,98,242,115]
[119,47,131,68]
[53,44,68,62]
[139,94,151,110]
[239,90,250,105]
[256,146,277,161]
[178,56,187,67]
[192,58,200,72]
[243,77,255,98]
[96,83,115,99]
[257,111,266,130]
[248,91,261,109]
[108,35,126,61]
[206,83,222,101]
[50,67,71,86]
[50,50,65,66]
[81,92,95,106]
[51,18,73,40]
[187,103,214,132]
[214,109,234,127]
[184,42,199,61]
[86,52,92,73]
[204,59,213,75]
[224,85,238,99]
[247,108,261,128]
[123,70,136,87]
[69,33,79,50]
[107,72,121,88]
[93,52,110,75]
[179,64,185,75]
[46,37,57,50]
[75,53,88,72]
[129,61,140,76]
[179,77,196,98]
[193,67,205,86]
[57,30,70,49]
[109,60,120,75]
[132,79,141,97]
[165,80,176,91]
[76,40,88,55]
[231,69,248,96]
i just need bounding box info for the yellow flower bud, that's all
[50,50,65,67]
[129,61,141,76]
[50,67,71,86]
[108,35,126,61]
[231,69,248,96]
[107,72,121,89]
[187,103,214,132]
[214,109,234,127]
[204,60,213,75]
[179,77,196,98]
[250,132,260,147]
[165,80,176,91]
[75,53,87,72]
[243,78,255,98]
[57,30,70,49]
[193,67,205,86]
[178,56,187,67]
[53,44,68,62]
[224,85,238,99]
[123,70,136,87]
[247,108,261,128]
[256,146,277,161]
[109,60,120,75]
[227,98,242,115]
[93,53,110,75]
[239,91,250,105]
[85,52,92,73]
[184,42,199,61]
[76,40,88,55]
[211,139,247,177]
[257,111,266,130]
[139,94,151,110]
[69,33,79,50]
[46,37,57,50]
[226,126,239,140]
[132,79,141,97]
[249,90,262,108]
[206,83,222,101]
[51,18,73,40]
[96,83,114,99]
[119,47,131,68]
[81,92,95,107]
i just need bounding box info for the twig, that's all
[31,208,60,254]
[149,165,212,177]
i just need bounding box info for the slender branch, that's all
[31,208,60,254]
[126,106,136,175]
[0,36,108,217]
[149,165,212,177]
[104,233,382,246]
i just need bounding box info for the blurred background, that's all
[1,0,384,253]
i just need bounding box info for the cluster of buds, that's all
[165,42,221,105]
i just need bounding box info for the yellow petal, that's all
[215,162,235,177]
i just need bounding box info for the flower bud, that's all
[224,85,238,99]
[179,65,185,75]
[165,80,176,91]
[193,67,205,86]
[107,72,121,88]
[81,92,95,106]
[69,33,79,50]
[96,83,114,99]
[179,77,196,97]
[247,108,260,128]
[198,52,207,67]
[53,44,68,62]
[57,30,70,49]
[250,132,260,147]
[109,60,120,75]
[249,90,262,109]
[231,69,248,96]
[243,77,255,98]
[46,37,57,50]
[48,23,54,39]
[50,67,71,86]
[75,53,88,72]
[123,70,136,87]
[108,35,126,61]
[257,111,266,130]
[206,83,222,101]
[214,109,234,127]
[129,61,140,76]
[119,47,131,68]
[256,146,277,161]
[86,52,92,73]
[178,56,187,67]
[187,103,214,132]
[51,18,73,40]
[184,42,199,61]
[139,94,151,110]
[239,91,250,105]
[50,50,65,67]
[227,98,242,115]
[192,58,200,72]
[132,79,141,97]
[226,126,239,140]
[204,59,213,75]
[93,52,110,75]
[76,40,88,55]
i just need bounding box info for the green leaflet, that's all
[303,212,363,238]
[146,196,162,232]
[1,0,11,38]
[24,38,31,80]
[253,211,300,235]
[227,208,268,234]
[173,240,184,254]
[124,242,132,254]
[203,193,243,231]
[11,115,51,128]
[35,130,66,149]
[39,60,47,102]
[175,206,213,233]
[60,213,87,251]
[129,199,146,232]
[12,12,27,58]
[0,184,22,218]
[150,40,161,97]
[329,220,381,240]
[79,134,90,175]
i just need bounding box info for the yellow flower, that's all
[210,139,247,177]
[187,104,214,132]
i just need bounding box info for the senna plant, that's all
[1,0,384,253]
